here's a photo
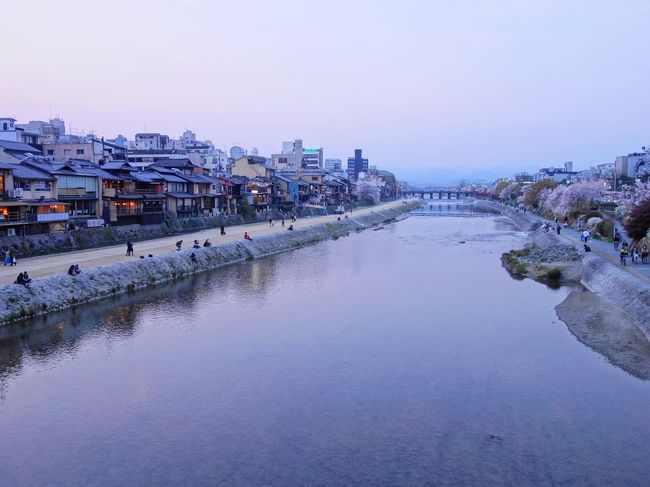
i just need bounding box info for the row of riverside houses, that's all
[0,117,402,237]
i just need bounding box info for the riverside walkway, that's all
[503,203,650,282]
[0,200,406,285]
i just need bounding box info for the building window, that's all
[2,123,7,130]
[77,149,84,155]
[63,149,71,155]
[47,150,54,155]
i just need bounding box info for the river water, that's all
[2,210,650,486]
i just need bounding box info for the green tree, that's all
[523,179,556,208]
[493,180,510,197]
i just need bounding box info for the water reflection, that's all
[411,199,502,217]
[0,257,284,394]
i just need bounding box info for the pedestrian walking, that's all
[268,217,273,227]
[642,244,648,263]
[556,225,561,235]
[582,230,590,243]
[613,230,621,250]
[3,249,11,266]
[281,219,285,228]
[126,240,134,256]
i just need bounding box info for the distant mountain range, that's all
[386,165,540,187]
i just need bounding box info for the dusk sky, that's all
[4,0,649,177]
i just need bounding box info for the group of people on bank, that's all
[9,209,349,286]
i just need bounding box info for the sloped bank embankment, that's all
[0,203,419,325]
[475,199,650,379]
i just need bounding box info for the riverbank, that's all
[0,201,420,325]
[0,206,329,259]
[476,199,650,379]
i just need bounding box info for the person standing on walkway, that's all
[556,224,561,235]
[9,247,16,266]
[582,229,590,243]
[126,240,134,256]
[613,230,621,250]
[268,217,274,227]
[632,247,640,264]
[642,244,648,264]
[3,249,11,266]
[281,219,285,228]
[220,224,226,235]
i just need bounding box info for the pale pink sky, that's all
[3,0,649,173]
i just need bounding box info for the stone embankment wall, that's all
[0,207,327,259]
[475,199,650,339]
[0,202,419,325]
[581,254,650,339]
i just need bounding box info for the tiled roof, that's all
[0,140,41,153]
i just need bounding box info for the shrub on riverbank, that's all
[595,219,614,240]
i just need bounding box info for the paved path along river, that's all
[511,205,650,282]
[0,200,404,285]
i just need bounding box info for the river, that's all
[1,209,650,486]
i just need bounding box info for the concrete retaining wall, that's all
[581,254,650,339]
[0,202,419,324]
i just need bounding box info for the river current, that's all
[1,211,650,486]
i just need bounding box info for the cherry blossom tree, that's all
[498,182,521,202]
[555,180,605,216]
[615,181,650,217]
[538,180,604,216]
[357,180,381,204]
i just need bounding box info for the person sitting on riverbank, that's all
[583,244,591,252]
[288,225,294,231]
[203,239,212,248]
[244,232,253,241]
[190,252,197,263]
[175,240,183,251]
[67,264,81,276]
[192,240,201,249]
[15,272,31,286]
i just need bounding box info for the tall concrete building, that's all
[302,147,323,170]
[324,158,342,172]
[272,139,303,170]
[347,149,368,181]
